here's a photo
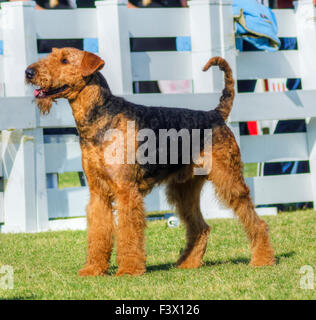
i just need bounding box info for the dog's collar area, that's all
[34,85,69,98]
[78,75,94,96]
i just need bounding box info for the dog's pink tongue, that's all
[34,89,41,98]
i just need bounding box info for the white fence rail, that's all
[0,0,316,232]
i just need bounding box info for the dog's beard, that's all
[36,97,54,115]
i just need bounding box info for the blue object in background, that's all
[281,37,297,50]
[0,41,3,55]
[176,37,191,52]
[83,38,99,53]
[234,0,280,52]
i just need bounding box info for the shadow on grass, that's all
[275,251,295,264]
[107,263,175,275]
[205,251,295,267]
[144,251,295,273]
[147,263,174,272]
[204,256,249,266]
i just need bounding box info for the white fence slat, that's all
[26,128,49,231]
[0,9,3,97]
[0,142,2,178]
[0,11,3,40]
[273,9,297,37]
[1,1,38,96]
[38,100,75,128]
[236,51,300,80]
[0,56,4,83]
[189,0,236,93]
[246,174,313,205]
[144,187,162,212]
[0,11,3,82]
[1,130,37,232]
[131,52,192,81]
[231,90,316,121]
[306,118,316,206]
[295,1,316,91]
[45,142,82,173]
[35,9,97,39]
[0,192,4,224]
[296,1,316,208]
[47,187,89,219]
[128,8,190,37]
[0,97,36,130]
[241,133,308,163]
[96,0,133,95]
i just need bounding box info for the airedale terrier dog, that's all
[25,48,275,276]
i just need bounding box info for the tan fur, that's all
[203,57,235,121]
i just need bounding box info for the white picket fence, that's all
[0,0,316,232]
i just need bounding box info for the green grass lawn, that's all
[0,210,315,300]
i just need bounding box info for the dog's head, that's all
[25,47,105,114]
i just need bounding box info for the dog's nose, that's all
[25,68,36,80]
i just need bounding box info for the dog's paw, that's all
[78,265,107,276]
[250,256,275,267]
[176,259,202,269]
[250,251,275,267]
[116,266,146,277]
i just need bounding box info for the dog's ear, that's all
[81,51,105,77]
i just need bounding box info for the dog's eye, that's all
[61,59,69,64]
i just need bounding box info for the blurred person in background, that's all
[0,0,76,9]
[128,0,187,8]
[37,0,76,9]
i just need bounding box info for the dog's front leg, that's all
[115,184,146,276]
[79,191,114,276]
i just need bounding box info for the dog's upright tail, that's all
[203,57,235,121]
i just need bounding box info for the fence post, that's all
[1,130,37,232]
[0,2,49,232]
[188,0,237,218]
[28,128,49,231]
[189,0,236,93]
[295,0,316,91]
[96,0,133,95]
[295,0,316,207]
[1,1,38,96]
[189,0,240,145]
[1,128,49,233]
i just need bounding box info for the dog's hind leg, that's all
[79,191,114,276]
[166,176,210,269]
[209,127,275,266]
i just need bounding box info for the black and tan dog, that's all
[25,48,274,276]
